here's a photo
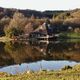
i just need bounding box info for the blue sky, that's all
[0,0,80,11]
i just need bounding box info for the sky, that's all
[0,0,80,11]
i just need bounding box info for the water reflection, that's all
[0,39,80,74]
[29,40,80,61]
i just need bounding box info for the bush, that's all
[62,65,72,70]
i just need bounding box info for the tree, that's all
[0,17,10,36]
[4,12,27,37]
[24,22,33,34]
[4,25,24,38]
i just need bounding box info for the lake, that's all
[0,39,80,74]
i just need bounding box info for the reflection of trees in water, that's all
[4,41,44,64]
[0,42,5,52]
[45,42,80,54]
[30,40,80,54]
[0,42,14,66]
[30,40,80,61]
[4,41,29,64]
[4,41,26,54]
[0,40,80,66]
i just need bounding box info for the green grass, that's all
[59,32,80,39]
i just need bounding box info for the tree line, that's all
[0,7,80,38]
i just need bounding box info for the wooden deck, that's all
[37,34,59,39]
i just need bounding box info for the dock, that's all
[37,34,59,40]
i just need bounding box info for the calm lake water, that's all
[0,39,80,74]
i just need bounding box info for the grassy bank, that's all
[0,64,80,80]
[59,32,80,39]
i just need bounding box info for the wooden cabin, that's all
[29,19,59,40]
[29,31,46,40]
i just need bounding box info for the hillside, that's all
[0,7,80,38]
[0,7,64,19]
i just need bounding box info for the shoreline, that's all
[0,37,13,42]
[0,35,80,42]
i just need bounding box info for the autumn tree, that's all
[24,22,33,34]
[4,11,27,38]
